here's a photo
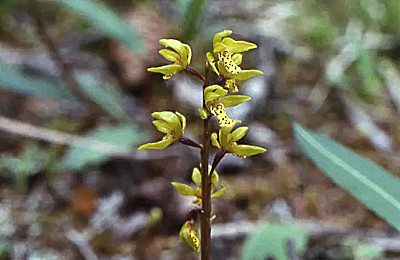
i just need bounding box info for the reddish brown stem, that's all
[179,136,203,150]
[210,150,227,175]
[186,66,206,83]
[200,64,211,260]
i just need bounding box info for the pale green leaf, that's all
[294,123,400,232]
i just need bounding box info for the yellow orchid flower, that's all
[211,125,266,158]
[148,39,192,79]
[206,30,263,92]
[138,111,186,150]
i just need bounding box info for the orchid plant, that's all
[138,30,266,259]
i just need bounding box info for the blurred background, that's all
[1,0,400,259]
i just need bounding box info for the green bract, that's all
[206,30,263,93]
[211,126,267,158]
[147,39,192,79]
[137,111,186,150]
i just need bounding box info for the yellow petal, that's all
[213,30,233,49]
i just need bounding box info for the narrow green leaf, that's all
[171,182,199,196]
[294,123,400,232]
[241,223,307,260]
[47,0,143,53]
[0,64,75,100]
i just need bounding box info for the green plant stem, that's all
[200,64,211,260]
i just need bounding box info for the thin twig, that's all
[0,115,186,161]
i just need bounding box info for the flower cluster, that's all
[138,30,266,252]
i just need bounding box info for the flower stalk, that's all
[200,64,212,260]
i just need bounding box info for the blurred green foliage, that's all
[60,124,147,171]
[43,0,144,54]
[289,0,400,102]
[241,223,307,260]
[176,0,207,41]
[0,145,51,193]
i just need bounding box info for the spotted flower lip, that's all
[206,30,263,92]
[147,39,192,79]
[211,125,266,158]
[137,111,186,150]
[201,85,250,127]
